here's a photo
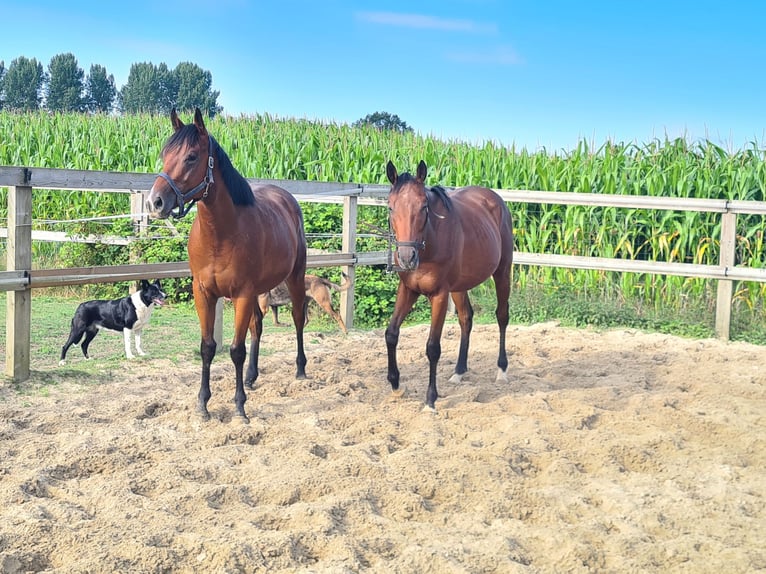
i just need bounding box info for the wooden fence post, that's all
[129,191,148,292]
[340,194,358,330]
[715,212,737,340]
[6,185,32,381]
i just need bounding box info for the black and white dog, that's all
[59,279,166,365]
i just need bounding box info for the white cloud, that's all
[356,11,497,35]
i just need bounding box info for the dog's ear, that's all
[153,279,162,288]
[140,279,149,290]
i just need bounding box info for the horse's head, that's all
[146,108,215,219]
[386,160,430,270]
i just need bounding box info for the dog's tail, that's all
[320,272,352,293]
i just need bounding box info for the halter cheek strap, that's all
[158,135,215,219]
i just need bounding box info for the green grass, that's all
[470,278,766,344]
[0,294,351,393]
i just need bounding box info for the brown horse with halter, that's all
[145,108,307,423]
[385,160,514,410]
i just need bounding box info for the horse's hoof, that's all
[58,360,66,366]
[196,408,211,422]
[448,372,465,384]
[496,368,509,382]
[422,404,437,414]
[235,414,250,425]
[389,386,406,400]
[244,381,255,390]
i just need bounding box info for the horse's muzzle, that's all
[145,186,173,219]
[396,246,420,270]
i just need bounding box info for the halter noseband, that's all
[157,135,215,218]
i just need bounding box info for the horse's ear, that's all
[416,160,427,183]
[386,161,398,185]
[193,107,208,135]
[170,108,184,132]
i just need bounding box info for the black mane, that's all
[391,172,453,213]
[162,124,255,207]
[428,184,453,212]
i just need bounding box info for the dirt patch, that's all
[1,322,764,573]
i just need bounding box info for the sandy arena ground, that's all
[0,321,764,573]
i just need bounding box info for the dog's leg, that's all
[81,329,99,360]
[123,329,136,359]
[330,310,347,333]
[312,284,348,333]
[134,329,146,356]
[60,327,85,365]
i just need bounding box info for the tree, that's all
[119,61,220,116]
[156,62,177,115]
[46,53,85,112]
[85,64,116,113]
[174,62,222,118]
[0,60,5,110]
[3,56,45,111]
[119,62,164,113]
[353,111,414,134]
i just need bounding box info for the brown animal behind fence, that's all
[259,273,351,333]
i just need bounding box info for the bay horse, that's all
[145,108,307,423]
[385,160,514,410]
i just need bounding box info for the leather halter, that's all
[389,205,427,252]
[389,194,447,251]
[157,135,215,219]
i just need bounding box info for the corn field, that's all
[1,111,765,320]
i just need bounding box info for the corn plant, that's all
[1,111,764,323]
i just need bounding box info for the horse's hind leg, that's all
[448,291,473,383]
[285,273,308,379]
[245,305,263,390]
[230,297,255,423]
[493,265,512,382]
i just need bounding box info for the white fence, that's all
[3,165,766,382]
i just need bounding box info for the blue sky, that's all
[3,0,765,153]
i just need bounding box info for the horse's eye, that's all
[186,153,198,164]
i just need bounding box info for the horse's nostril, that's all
[147,197,162,212]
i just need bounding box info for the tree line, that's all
[0,54,221,117]
[0,53,417,133]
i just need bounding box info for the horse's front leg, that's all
[231,296,255,423]
[193,291,218,421]
[385,282,420,398]
[424,291,450,411]
[245,304,263,390]
[448,291,473,383]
